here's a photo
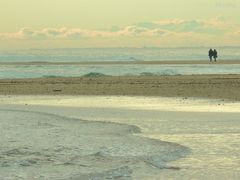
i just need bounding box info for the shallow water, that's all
[0,109,189,179]
[1,96,240,179]
[53,107,240,179]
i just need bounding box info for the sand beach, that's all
[0,69,240,179]
[1,61,240,179]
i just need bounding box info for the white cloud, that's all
[138,17,231,34]
[0,17,239,47]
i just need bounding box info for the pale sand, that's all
[1,74,240,100]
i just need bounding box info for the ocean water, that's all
[0,47,240,79]
[1,47,240,62]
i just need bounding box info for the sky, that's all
[0,0,240,49]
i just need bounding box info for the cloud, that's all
[0,26,169,40]
[137,17,231,34]
[0,17,239,47]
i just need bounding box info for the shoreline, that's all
[0,74,240,101]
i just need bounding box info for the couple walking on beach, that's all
[208,49,218,62]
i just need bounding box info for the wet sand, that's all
[0,74,240,100]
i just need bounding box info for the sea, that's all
[0,47,240,79]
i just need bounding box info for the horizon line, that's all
[1,46,240,51]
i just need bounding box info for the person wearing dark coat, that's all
[213,49,218,62]
[208,49,213,62]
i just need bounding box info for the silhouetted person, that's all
[213,49,218,62]
[208,49,213,62]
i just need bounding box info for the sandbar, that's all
[0,74,240,100]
